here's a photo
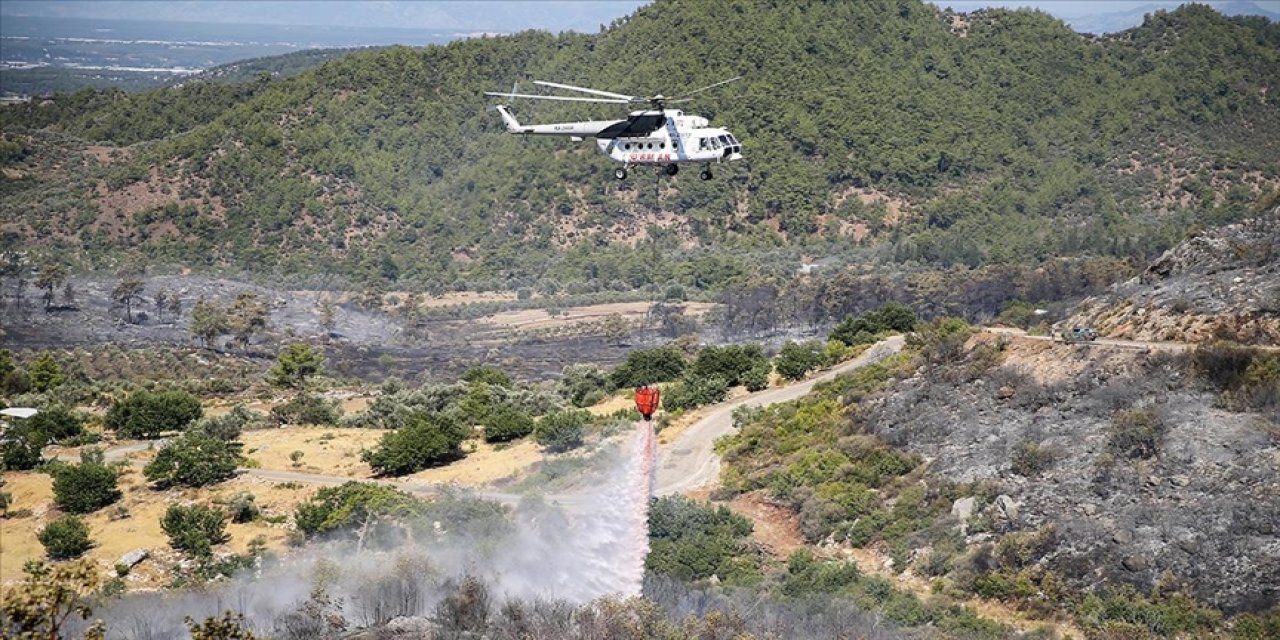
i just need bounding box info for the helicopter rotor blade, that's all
[484,91,631,104]
[533,81,635,101]
[676,76,742,99]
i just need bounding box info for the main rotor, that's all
[485,76,740,111]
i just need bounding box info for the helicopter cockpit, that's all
[698,132,742,155]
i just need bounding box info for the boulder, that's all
[994,494,1019,524]
[951,497,977,522]
[117,548,149,570]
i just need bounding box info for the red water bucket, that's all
[634,386,660,421]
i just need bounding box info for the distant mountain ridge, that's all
[1065,0,1280,34]
[1,0,1277,293]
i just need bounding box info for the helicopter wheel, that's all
[665,163,679,176]
[614,168,628,181]
[700,168,713,181]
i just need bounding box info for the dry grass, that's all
[0,470,315,588]
[241,427,384,478]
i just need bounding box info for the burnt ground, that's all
[0,275,639,383]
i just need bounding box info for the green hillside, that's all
[1,0,1277,291]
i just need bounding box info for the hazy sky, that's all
[0,0,1274,31]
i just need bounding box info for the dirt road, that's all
[654,336,905,496]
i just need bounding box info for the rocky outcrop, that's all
[865,337,1280,613]
[1065,214,1280,345]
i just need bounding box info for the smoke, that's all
[84,422,658,638]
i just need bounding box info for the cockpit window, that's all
[718,135,730,146]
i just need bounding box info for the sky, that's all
[0,0,1275,33]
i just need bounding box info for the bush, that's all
[781,548,862,596]
[662,375,729,412]
[193,404,266,441]
[362,411,468,476]
[1107,408,1165,460]
[775,341,827,381]
[690,344,768,388]
[560,363,615,408]
[105,389,203,438]
[1191,340,1256,390]
[534,409,589,453]
[646,496,758,584]
[161,504,229,557]
[271,393,341,426]
[227,492,259,523]
[49,456,121,514]
[144,430,240,488]
[267,342,325,389]
[610,345,686,388]
[37,515,93,559]
[831,302,917,346]
[28,352,65,392]
[27,405,86,443]
[1009,440,1054,477]
[294,482,422,538]
[462,366,513,388]
[1,425,47,471]
[482,405,535,443]
[742,362,771,392]
[1076,585,1222,636]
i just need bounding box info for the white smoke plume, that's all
[84,422,658,638]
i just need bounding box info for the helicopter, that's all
[484,77,743,181]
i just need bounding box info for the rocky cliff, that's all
[1065,201,1280,345]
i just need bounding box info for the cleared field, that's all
[480,301,714,331]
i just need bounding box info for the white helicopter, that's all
[484,77,744,181]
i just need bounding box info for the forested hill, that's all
[1,0,1278,292]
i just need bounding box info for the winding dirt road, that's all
[654,336,904,496]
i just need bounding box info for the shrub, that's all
[781,548,862,596]
[271,393,341,426]
[1191,340,1256,390]
[1,425,47,471]
[462,366,513,388]
[267,342,325,389]
[193,404,266,441]
[144,430,240,488]
[776,341,827,381]
[560,363,615,407]
[27,405,86,443]
[362,411,468,476]
[1009,440,1054,477]
[742,362,771,391]
[49,456,121,514]
[161,504,229,557]
[831,302,917,346]
[105,389,203,438]
[1107,408,1165,460]
[1076,585,1222,635]
[646,496,758,584]
[690,344,768,388]
[28,352,65,392]
[534,409,589,453]
[37,515,93,559]
[294,482,422,538]
[482,405,535,443]
[610,345,686,388]
[662,375,729,412]
[227,493,259,523]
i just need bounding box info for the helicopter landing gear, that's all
[614,167,628,181]
[700,167,713,181]
[665,163,679,176]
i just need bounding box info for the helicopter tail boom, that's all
[491,105,622,138]
[494,105,523,133]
